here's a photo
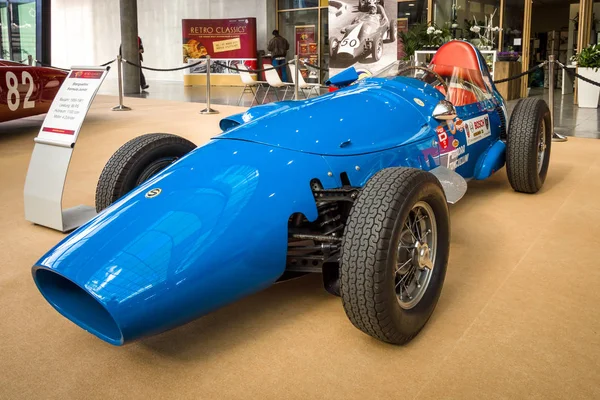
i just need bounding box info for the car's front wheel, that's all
[372,37,383,61]
[95,133,196,212]
[340,168,450,344]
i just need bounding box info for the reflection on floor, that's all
[98,80,600,139]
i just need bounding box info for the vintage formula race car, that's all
[32,41,551,346]
[0,60,67,123]
[330,1,395,62]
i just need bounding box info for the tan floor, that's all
[1,96,600,400]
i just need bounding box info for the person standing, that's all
[137,36,149,90]
[119,36,149,91]
[267,30,290,82]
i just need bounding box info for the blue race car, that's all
[32,41,551,346]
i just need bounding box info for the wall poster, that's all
[295,25,318,81]
[328,0,398,77]
[182,18,257,76]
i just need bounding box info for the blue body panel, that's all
[33,139,338,345]
[32,55,508,345]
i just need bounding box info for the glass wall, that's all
[276,0,328,83]
[502,0,524,52]
[0,0,38,62]
[398,0,428,28]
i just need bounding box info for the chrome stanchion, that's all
[27,55,33,66]
[549,55,567,142]
[200,55,219,115]
[112,55,132,111]
[294,55,300,101]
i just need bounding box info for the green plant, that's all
[574,43,600,70]
[398,22,428,60]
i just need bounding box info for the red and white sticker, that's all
[436,126,449,149]
[464,114,491,146]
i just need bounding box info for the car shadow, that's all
[137,273,336,360]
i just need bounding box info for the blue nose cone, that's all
[32,139,330,345]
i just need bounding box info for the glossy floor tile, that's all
[1,95,599,399]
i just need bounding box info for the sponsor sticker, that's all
[436,126,449,149]
[445,145,469,170]
[464,114,491,146]
[452,138,459,148]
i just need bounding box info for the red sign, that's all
[436,126,449,149]
[42,127,75,135]
[68,71,103,79]
[182,18,257,61]
[295,25,316,57]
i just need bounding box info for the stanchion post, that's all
[200,56,219,115]
[548,55,567,142]
[27,55,33,66]
[294,55,300,101]
[112,54,132,111]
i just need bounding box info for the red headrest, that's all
[430,40,481,71]
[429,41,486,90]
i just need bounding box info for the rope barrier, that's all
[299,60,326,71]
[493,61,547,84]
[212,59,292,73]
[34,60,71,71]
[35,59,114,71]
[122,57,206,72]
[100,59,116,67]
[555,61,600,88]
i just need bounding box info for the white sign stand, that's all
[24,66,109,232]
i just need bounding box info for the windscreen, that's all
[374,61,493,106]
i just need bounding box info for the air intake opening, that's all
[34,268,123,345]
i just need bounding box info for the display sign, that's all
[295,25,318,80]
[37,68,108,147]
[328,0,398,77]
[24,65,108,232]
[182,18,258,74]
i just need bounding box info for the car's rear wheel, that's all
[95,133,196,212]
[385,20,397,43]
[340,168,450,344]
[506,98,551,193]
[372,37,383,61]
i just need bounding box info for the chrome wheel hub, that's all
[395,201,437,309]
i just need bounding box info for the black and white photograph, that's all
[328,0,398,76]
[187,59,229,74]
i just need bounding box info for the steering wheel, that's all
[396,66,448,93]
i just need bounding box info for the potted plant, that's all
[398,22,427,60]
[574,43,600,108]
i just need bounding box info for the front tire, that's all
[95,133,196,212]
[506,98,551,193]
[372,37,383,61]
[340,168,450,344]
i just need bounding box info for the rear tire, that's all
[340,168,450,344]
[385,20,397,43]
[95,133,196,212]
[506,98,551,193]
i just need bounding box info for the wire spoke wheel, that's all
[537,119,547,175]
[340,167,449,345]
[395,201,437,309]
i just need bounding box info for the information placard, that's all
[37,68,107,147]
[24,65,108,232]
